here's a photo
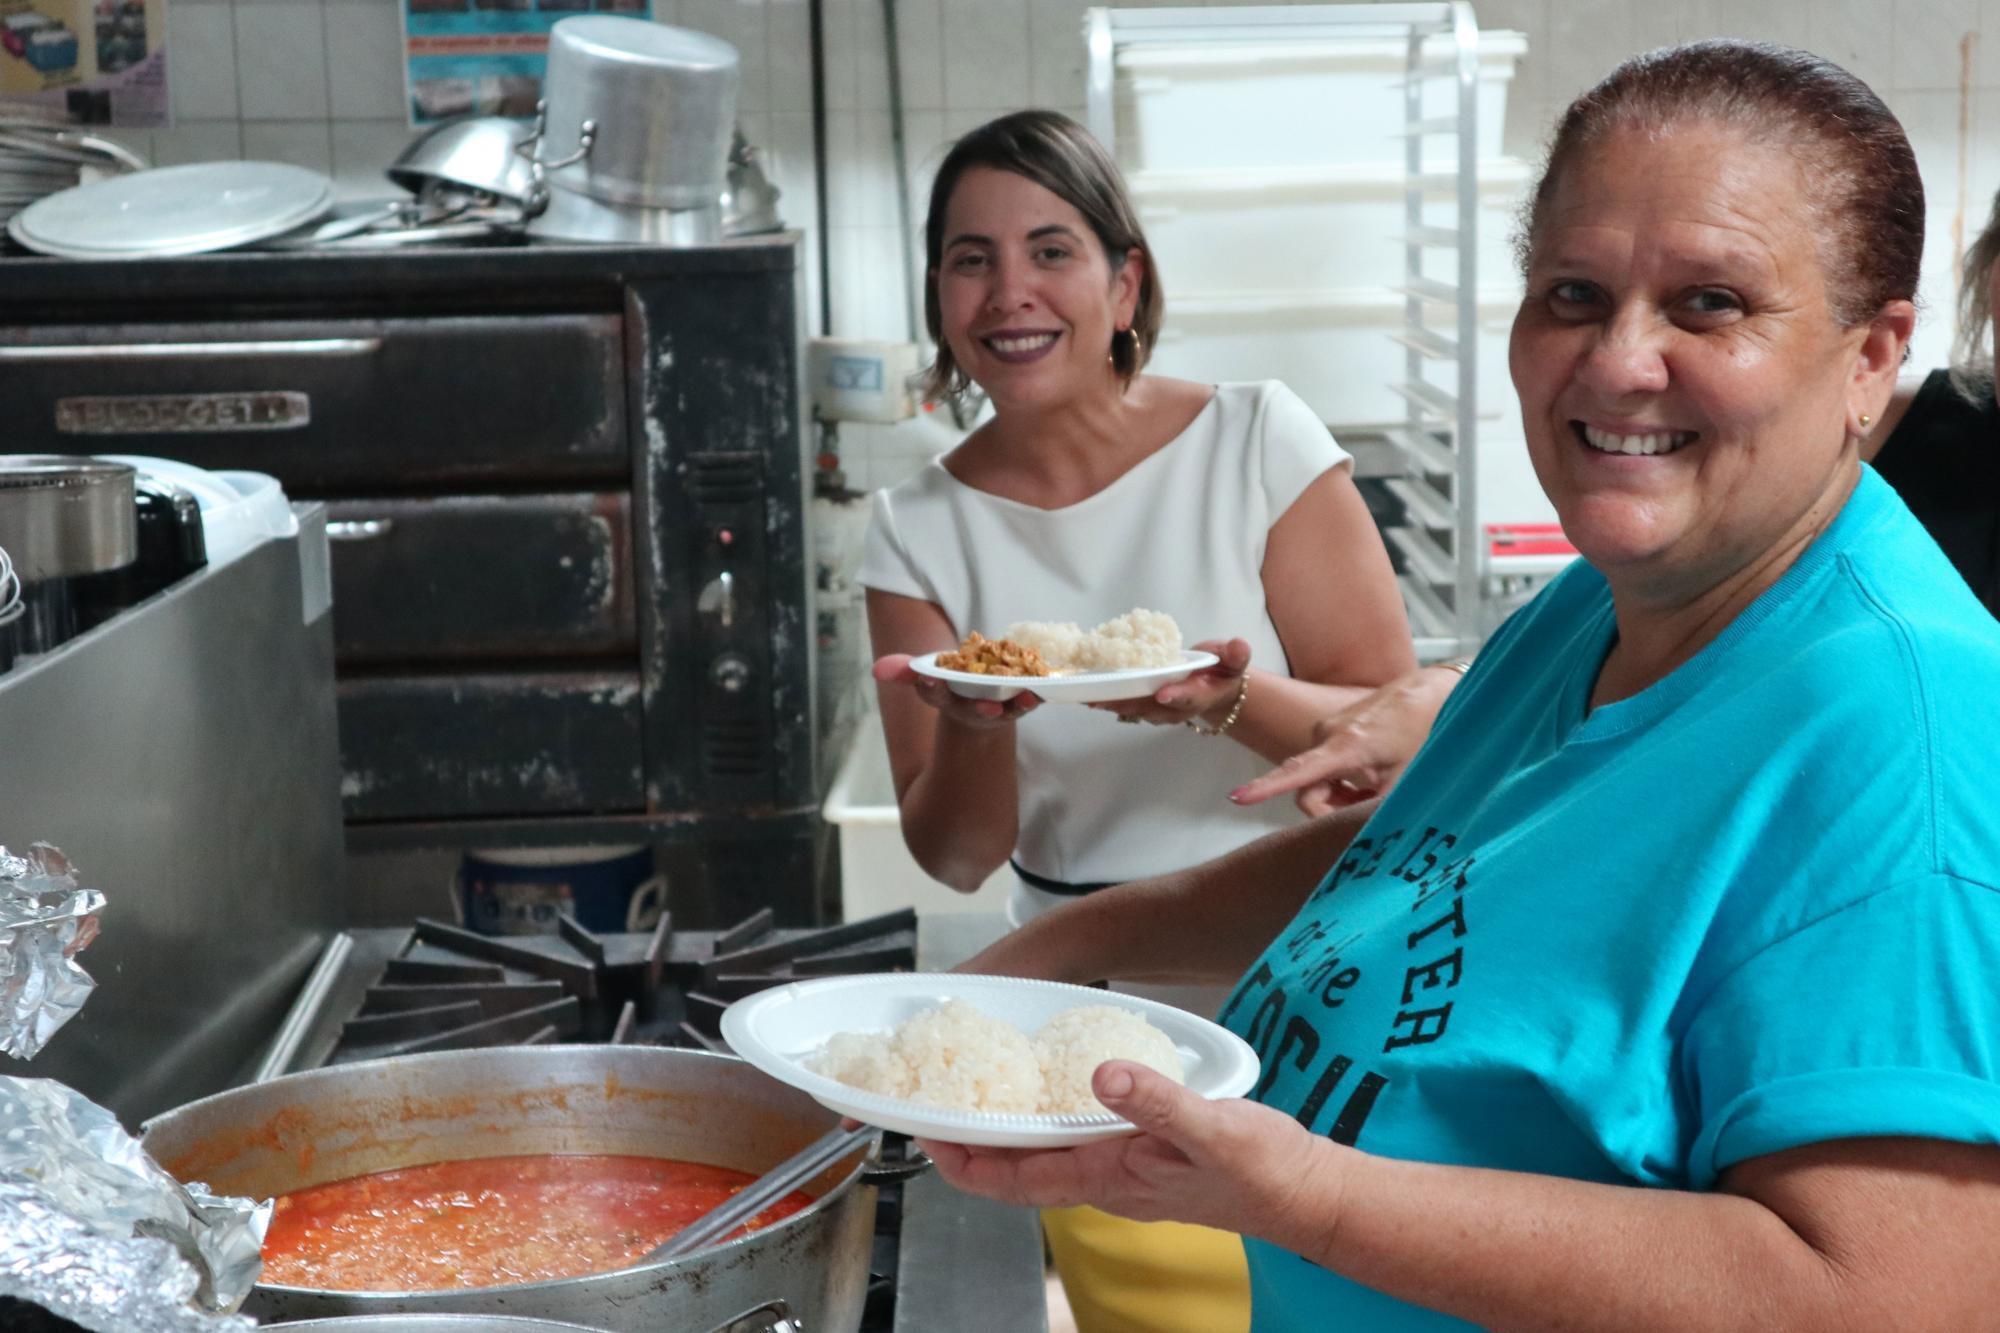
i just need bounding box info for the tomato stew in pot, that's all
[262,1153,817,1292]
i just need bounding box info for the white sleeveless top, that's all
[859,380,1349,887]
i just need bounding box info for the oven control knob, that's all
[710,653,752,693]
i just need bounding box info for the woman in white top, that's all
[859,109,1413,1333]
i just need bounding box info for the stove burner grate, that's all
[328,907,916,1065]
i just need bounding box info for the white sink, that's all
[823,709,1014,922]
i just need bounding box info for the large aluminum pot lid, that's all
[8,160,331,259]
[550,15,738,72]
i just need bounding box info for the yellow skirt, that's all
[1043,1204,1250,1333]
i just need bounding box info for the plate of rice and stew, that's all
[720,973,1262,1147]
[910,608,1219,705]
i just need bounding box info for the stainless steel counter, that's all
[900,915,1049,1333]
[0,513,345,1125]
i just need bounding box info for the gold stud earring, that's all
[1859,413,1873,428]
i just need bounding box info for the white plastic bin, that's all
[1151,297,1513,420]
[823,709,1013,921]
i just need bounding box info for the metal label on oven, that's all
[55,391,311,435]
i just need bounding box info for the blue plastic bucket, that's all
[455,844,664,936]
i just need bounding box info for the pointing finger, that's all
[1230,738,1367,805]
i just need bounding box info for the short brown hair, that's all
[920,110,1163,404]
[1519,41,1924,330]
[1953,187,2000,394]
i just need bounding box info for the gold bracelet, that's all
[1186,673,1250,737]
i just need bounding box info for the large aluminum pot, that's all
[286,1312,600,1320]
[530,183,720,246]
[140,1046,885,1333]
[282,1307,799,1333]
[540,18,738,211]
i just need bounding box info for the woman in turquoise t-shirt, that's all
[919,42,2000,1331]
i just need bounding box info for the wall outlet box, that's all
[807,338,921,424]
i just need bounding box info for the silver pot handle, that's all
[68,130,146,172]
[705,1298,801,1333]
[859,1134,933,1185]
[514,99,597,220]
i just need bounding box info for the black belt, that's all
[1009,859,1116,897]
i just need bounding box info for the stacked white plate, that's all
[0,106,146,232]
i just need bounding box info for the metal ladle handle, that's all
[514,100,597,220]
[703,1299,801,1333]
[643,1123,876,1261]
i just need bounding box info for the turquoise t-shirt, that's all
[1222,468,2000,1331]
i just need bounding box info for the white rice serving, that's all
[813,1031,915,1099]
[814,999,1043,1113]
[1003,608,1182,672]
[811,998,1186,1116]
[1034,1005,1186,1113]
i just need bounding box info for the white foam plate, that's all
[721,973,1261,1148]
[908,648,1218,705]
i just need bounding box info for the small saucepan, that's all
[387,116,538,209]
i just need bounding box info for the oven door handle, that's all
[0,338,383,361]
[325,518,396,542]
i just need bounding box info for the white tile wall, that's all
[939,0,1031,109]
[328,116,413,182]
[168,2,241,121]
[326,0,410,120]
[1028,0,1091,109]
[98,0,2000,480]
[233,2,332,121]
[242,119,335,173]
[1810,0,1897,103]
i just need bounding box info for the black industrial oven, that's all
[0,237,821,925]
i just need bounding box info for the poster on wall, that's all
[402,0,649,126]
[0,0,166,126]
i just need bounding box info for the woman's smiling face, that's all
[1510,121,1878,599]
[933,166,1140,412]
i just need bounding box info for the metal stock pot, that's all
[282,1306,801,1332]
[140,1046,902,1332]
[280,1312,600,1320]
[523,17,739,244]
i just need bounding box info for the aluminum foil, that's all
[0,1077,268,1329]
[0,843,106,1060]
